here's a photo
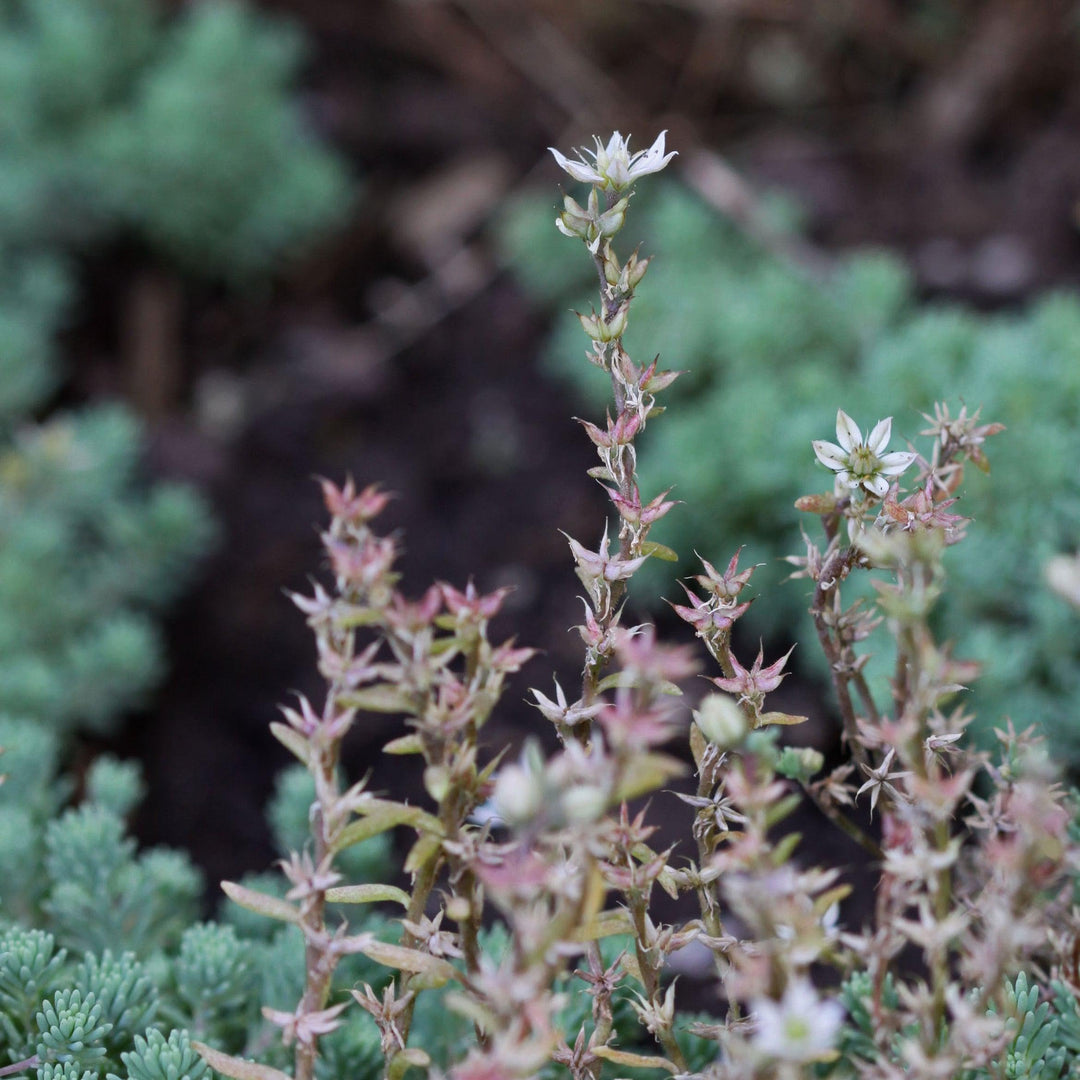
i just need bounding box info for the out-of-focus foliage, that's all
[0,407,214,736]
[0,721,395,1080]
[0,0,349,281]
[0,0,354,739]
[499,183,1080,755]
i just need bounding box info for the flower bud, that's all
[560,783,607,825]
[492,763,544,828]
[693,693,747,749]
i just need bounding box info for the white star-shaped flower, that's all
[549,131,676,190]
[813,409,917,498]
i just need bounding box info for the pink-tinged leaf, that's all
[794,493,838,515]
[221,881,299,923]
[193,1043,293,1080]
[325,884,411,907]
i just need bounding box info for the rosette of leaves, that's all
[500,183,1080,756]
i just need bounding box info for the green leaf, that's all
[357,940,459,987]
[403,831,443,875]
[339,686,413,713]
[614,752,685,802]
[382,734,424,755]
[334,799,444,852]
[221,880,299,923]
[757,710,808,727]
[571,907,634,942]
[640,540,679,562]
[325,883,410,907]
[269,722,310,767]
[592,1046,678,1073]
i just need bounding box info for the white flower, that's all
[812,409,917,498]
[752,980,843,1063]
[548,131,676,190]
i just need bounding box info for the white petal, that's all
[604,131,626,159]
[834,409,862,453]
[879,451,917,476]
[836,470,858,489]
[867,416,892,455]
[865,474,889,497]
[548,147,603,185]
[812,440,848,471]
[628,130,677,179]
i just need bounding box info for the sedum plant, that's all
[498,178,1080,760]
[184,133,1080,1080]
[0,0,348,282]
[0,0,354,740]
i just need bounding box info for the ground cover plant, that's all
[5,130,1080,1080]
[498,179,1080,761]
[0,0,355,743]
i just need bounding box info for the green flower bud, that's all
[693,693,747,749]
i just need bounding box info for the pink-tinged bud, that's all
[326,534,397,586]
[606,485,641,525]
[611,409,642,444]
[490,640,537,673]
[668,584,751,634]
[694,548,758,600]
[319,477,393,524]
[711,644,794,700]
[576,416,612,448]
[640,488,679,527]
[638,356,682,394]
[579,604,604,647]
[441,581,512,621]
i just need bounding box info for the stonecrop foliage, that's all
[499,178,1080,760]
[0,0,355,739]
[171,133,1080,1080]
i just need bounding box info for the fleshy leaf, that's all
[221,881,299,923]
[358,940,459,986]
[269,722,311,767]
[382,734,424,755]
[592,1046,678,1073]
[640,540,679,562]
[325,884,411,907]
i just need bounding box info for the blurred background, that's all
[6,0,1080,891]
